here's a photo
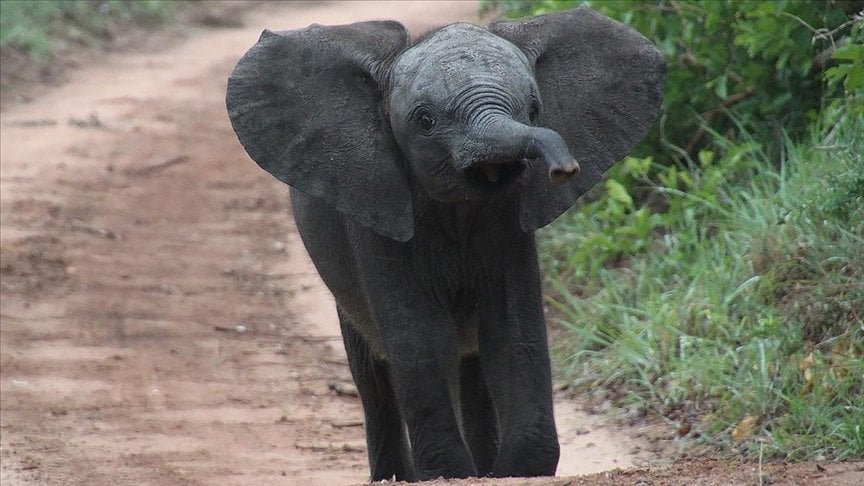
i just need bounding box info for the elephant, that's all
[226,6,664,481]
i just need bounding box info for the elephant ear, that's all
[489,6,666,232]
[227,21,414,242]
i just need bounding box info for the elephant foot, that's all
[493,422,560,477]
[414,443,477,481]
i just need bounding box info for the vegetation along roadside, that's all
[486,0,864,462]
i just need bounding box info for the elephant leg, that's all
[459,354,498,476]
[373,310,476,480]
[479,303,559,477]
[338,309,415,481]
[383,325,476,480]
[478,247,559,477]
[349,234,476,480]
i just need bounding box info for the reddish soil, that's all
[1,2,860,485]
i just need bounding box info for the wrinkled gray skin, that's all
[226,7,664,481]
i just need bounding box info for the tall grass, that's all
[540,110,863,460]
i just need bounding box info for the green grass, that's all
[540,108,864,460]
[0,0,174,61]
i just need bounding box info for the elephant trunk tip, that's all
[548,159,580,187]
[475,117,579,187]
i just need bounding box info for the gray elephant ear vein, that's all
[226,22,414,242]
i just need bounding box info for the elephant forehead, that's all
[392,23,532,90]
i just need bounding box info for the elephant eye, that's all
[417,111,436,134]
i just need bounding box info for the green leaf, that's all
[847,69,864,91]
[832,44,864,62]
[715,74,729,99]
[624,156,653,178]
[606,179,634,208]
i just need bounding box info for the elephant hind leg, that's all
[339,310,415,481]
[459,354,498,476]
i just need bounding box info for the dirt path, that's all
[0,2,654,484]
[2,2,862,485]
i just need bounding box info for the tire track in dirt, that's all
[1,2,649,485]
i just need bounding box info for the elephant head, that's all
[226,7,665,242]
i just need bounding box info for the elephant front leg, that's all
[459,354,498,476]
[353,234,476,480]
[478,255,559,477]
[379,314,477,480]
[338,309,415,481]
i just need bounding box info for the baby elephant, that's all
[227,6,664,481]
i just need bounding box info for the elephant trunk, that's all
[455,116,580,187]
[522,125,581,186]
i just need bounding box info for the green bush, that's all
[484,0,861,163]
[541,111,863,461]
[485,0,864,461]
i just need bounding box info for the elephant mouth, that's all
[463,159,527,191]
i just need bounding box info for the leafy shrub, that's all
[824,14,864,118]
[540,114,863,460]
[483,0,861,163]
[486,0,864,460]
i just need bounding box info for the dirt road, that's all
[0,2,657,485]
